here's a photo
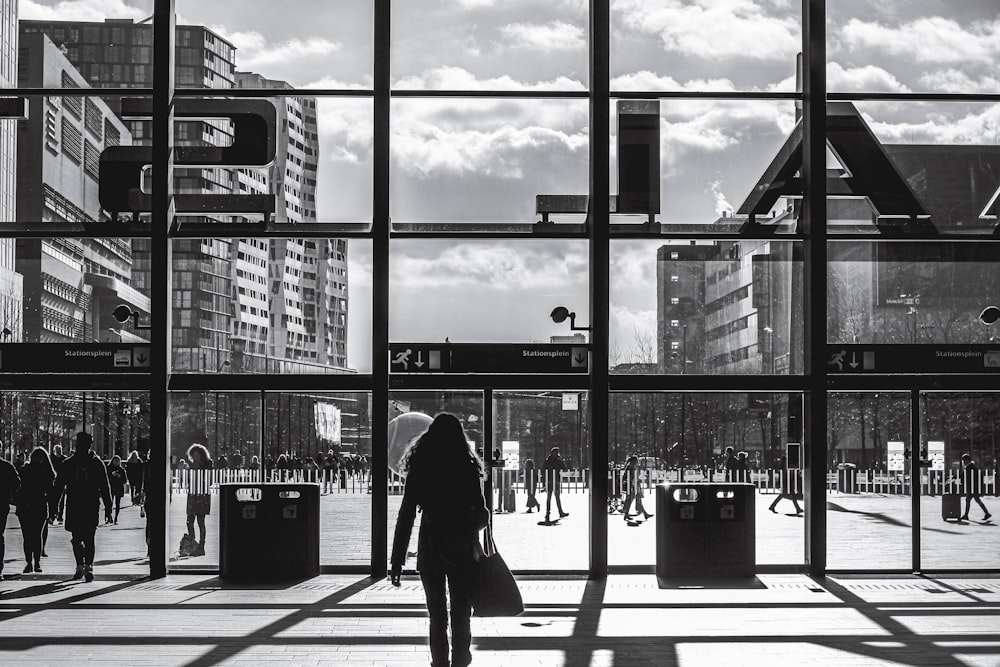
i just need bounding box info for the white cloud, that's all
[838,17,1000,66]
[20,0,147,21]
[918,69,1000,94]
[827,62,910,93]
[391,242,587,292]
[392,122,587,180]
[611,70,738,92]
[314,100,373,164]
[709,180,734,216]
[500,21,585,52]
[866,104,1000,146]
[615,0,800,61]
[211,27,341,70]
[392,66,585,91]
[303,76,372,90]
[384,77,588,179]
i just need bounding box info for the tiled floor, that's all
[1,573,999,666]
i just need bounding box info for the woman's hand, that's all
[389,565,402,587]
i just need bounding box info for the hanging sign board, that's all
[887,441,906,472]
[562,393,579,411]
[927,440,945,472]
[501,441,520,471]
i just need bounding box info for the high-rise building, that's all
[235,72,349,371]
[15,31,144,343]
[0,0,22,342]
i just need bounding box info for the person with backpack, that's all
[52,432,112,582]
[390,413,488,667]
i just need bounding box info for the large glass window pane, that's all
[826,102,1000,236]
[173,0,373,89]
[920,392,999,570]
[1,391,150,577]
[1,238,150,354]
[829,242,1000,348]
[169,391,261,571]
[493,391,589,571]
[609,392,803,568]
[610,100,799,227]
[828,2,1000,94]
[391,3,587,90]
[826,392,911,570]
[171,96,373,226]
[612,0,800,92]
[390,98,588,227]
[170,238,370,375]
[611,240,802,375]
[264,391,371,567]
[390,240,588,345]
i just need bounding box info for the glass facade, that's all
[1,1,998,580]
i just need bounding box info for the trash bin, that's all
[219,483,320,581]
[837,466,858,494]
[655,482,755,582]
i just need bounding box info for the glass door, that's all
[920,392,999,570]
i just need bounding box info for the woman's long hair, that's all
[402,413,482,503]
[186,443,212,468]
[30,446,56,482]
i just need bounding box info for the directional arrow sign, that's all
[826,344,1000,374]
[389,343,589,373]
[133,346,151,368]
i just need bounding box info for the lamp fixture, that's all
[550,306,591,331]
[113,304,150,330]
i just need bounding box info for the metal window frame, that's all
[6,0,1000,579]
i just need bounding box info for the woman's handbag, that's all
[471,521,523,617]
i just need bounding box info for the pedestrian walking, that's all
[51,431,112,582]
[106,455,127,524]
[541,447,569,524]
[523,458,540,513]
[768,462,803,515]
[16,447,55,573]
[0,449,21,581]
[184,443,213,556]
[50,444,66,523]
[125,450,145,506]
[622,455,653,522]
[390,413,489,667]
[960,453,992,522]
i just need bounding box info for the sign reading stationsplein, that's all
[825,344,1000,374]
[0,343,152,373]
[390,343,589,374]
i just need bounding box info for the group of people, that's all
[0,432,138,582]
[493,447,569,525]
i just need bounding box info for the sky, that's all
[17,0,1000,373]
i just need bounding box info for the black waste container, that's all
[837,467,858,494]
[655,482,755,582]
[219,483,320,580]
